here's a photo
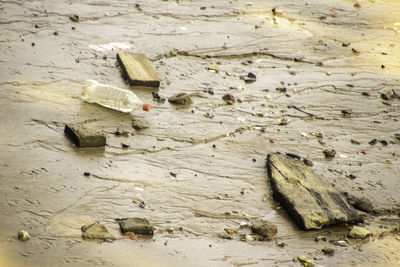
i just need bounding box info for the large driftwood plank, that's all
[117,53,160,87]
[267,153,359,230]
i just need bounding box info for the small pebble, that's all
[323,149,336,158]
[84,171,91,177]
[303,158,313,167]
[18,230,30,241]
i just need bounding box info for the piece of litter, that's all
[134,187,144,191]
[237,117,246,122]
[88,42,133,52]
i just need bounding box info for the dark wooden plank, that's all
[117,52,160,87]
[267,153,359,230]
[64,124,106,148]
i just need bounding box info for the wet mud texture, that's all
[1,0,400,266]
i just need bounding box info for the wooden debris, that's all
[266,153,359,230]
[64,124,106,148]
[117,53,160,87]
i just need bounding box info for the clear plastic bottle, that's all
[81,80,151,112]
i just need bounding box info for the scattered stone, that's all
[351,139,361,145]
[31,42,35,47]
[207,62,219,73]
[84,171,91,177]
[354,198,374,212]
[18,230,30,241]
[279,117,289,125]
[64,124,106,148]
[224,228,238,235]
[314,235,326,242]
[395,133,400,142]
[381,93,390,100]
[348,226,371,239]
[379,140,388,146]
[53,31,58,36]
[115,127,129,136]
[341,109,352,117]
[116,217,154,236]
[251,220,278,240]
[244,234,255,242]
[303,158,314,167]
[81,222,115,240]
[332,240,347,247]
[272,7,283,16]
[276,87,287,93]
[152,91,166,102]
[297,255,315,267]
[267,153,359,230]
[69,14,80,22]
[218,233,232,240]
[168,93,193,105]
[132,118,149,130]
[222,93,235,105]
[354,2,361,8]
[348,174,357,179]
[369,138,378,145]
[322,247,335,255]
[352,48,360,54]
[244,72,257,83]
[120,142,130,149]
[311,132,324,138]
[117,53,160,87]
[362,92,370,97]
[323,149,336,158]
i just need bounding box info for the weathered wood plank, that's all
[117,52,160,87]
[64,124,106,148]
[266,153,359,230]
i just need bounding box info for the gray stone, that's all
[132,118,149,130]
[251,220,277,239]
[168,93,192,105]
[116,217,154,236]
[321,247,335,255]
[348,226,371,239]
[81,222,114,240]
[267,153,359,230]
[64,124,106,148]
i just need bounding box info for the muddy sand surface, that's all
[1,0,400,266]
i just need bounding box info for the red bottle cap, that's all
[142,103,151,112]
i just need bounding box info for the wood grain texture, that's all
[117,52,160,87]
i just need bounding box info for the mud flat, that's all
[1,0,400,266]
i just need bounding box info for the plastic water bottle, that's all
[81,80,151,112]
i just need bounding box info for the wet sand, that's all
[1,0,400,266]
